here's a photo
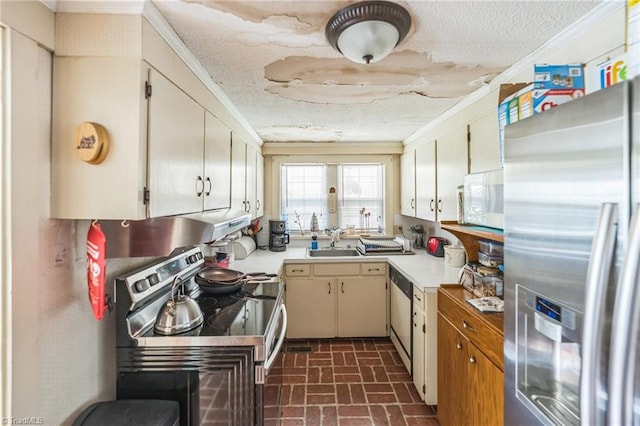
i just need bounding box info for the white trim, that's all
[142,2,263,146]
[49,0,146,14]
[403,0,625,146]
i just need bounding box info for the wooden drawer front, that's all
[313,263,360,276]
[438,290,503,370]
[361,263,386,276]
[285,264,311,276]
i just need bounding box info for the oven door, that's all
[257,303,287,425]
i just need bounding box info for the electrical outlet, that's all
[393,225,402,234]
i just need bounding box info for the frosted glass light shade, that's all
[325,1,412,65]
[337,20,399,64]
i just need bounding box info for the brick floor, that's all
[264,338,439,426]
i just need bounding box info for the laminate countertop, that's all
[229,246,462,291]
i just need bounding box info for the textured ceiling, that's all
[151,0,602,143]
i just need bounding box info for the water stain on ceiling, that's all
[264,51,507,104]
[152,0,603,143]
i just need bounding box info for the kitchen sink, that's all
[307,248,361,257]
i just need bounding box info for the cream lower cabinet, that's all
[412,287,439,405]
[285,277,336,338]
[285,262,388,339]
[412,288,426,400]
[337,276,387,337]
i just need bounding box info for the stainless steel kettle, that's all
[154,276,204,335]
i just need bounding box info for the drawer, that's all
[361,263,386,276]
[412,286,425,312]
[438,288,503,370]
[313,263,360,276]
[285,264,311,276]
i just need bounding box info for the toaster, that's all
[426,237,448,257]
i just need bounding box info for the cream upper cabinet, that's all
[469,112,501,173]
[337,276,387,337]
[231,135,263,217]
[255,151,265,217]
[436,127,468,221]
[415,141,437,221]
[147,68,205,217]
[203,111,232,210]
[285,277,336,339]
[52,57,148,219]
[245,144,257,216]
[51,59,234,219]
[400,150,416,217]
[231,134,248,212]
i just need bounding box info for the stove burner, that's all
[197,296,218,313]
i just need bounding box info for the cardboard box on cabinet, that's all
[497,82,530,166]
[586,53,628,93]
[532,64,585,114]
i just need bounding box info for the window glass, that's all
[339,164,385,234]
[281,164,327,234]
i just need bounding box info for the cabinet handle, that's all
[411,198,415,209]
[204,177,212,196]
[462,320,475,332]
[242,200,247,210]
[437,199,443,213]
[368,267,380,272]
[456,342,463,350]
[291,269,304,273]
[246,200,251,212]
[430,199,435,212]
[341,282,344,293]
[256,200,261,211]
[469,355,476,364]
[196,176,204,196]
[328,282,331,294]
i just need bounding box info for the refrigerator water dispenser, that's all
[515,284,583,425]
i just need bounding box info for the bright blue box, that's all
[534,64,585,90]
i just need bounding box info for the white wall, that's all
[2,4,154,424]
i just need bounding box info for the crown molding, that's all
[51,0,146,14]
[142,2,263,146]
[403,0,625,146]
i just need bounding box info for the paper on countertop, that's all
[467,297,504,313]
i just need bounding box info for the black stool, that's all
[73,399,179,426]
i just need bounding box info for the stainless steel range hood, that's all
[100,209,252,258]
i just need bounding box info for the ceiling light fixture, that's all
[325,1,411,65]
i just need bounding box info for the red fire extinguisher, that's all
[87,220,107,320]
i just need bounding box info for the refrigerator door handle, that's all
[580,202,618,426]
[608,204,640,426]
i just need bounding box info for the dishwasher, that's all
[389,265,412,374]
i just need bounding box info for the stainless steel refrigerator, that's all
[503,76,640,425]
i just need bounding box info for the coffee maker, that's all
[269,220,289,252]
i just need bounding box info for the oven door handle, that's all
[264,303,287,371]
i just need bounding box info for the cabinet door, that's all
[437,314,468,426]
[204,111,231,210]
[245,144,257,216]
[255,151,264,217]
[468,343,504,426]
[415,141,437,221]
[231,134,247,212]
[148,69,205,217]
[400,150,416,217]
[412,303,425,401]
[469,112,501,173]
[285,278,336,338]
[424,292,438,405]
[436,127,468,221]
[337,276,387,337]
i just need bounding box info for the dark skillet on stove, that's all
[195,267,276,295]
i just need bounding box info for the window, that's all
[339,164,384,234]
[281,164,327,234]
[280,162,385,235]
